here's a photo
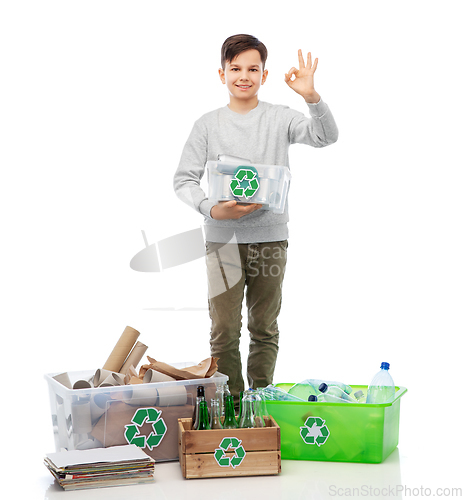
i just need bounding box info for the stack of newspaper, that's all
[44,445,155,490]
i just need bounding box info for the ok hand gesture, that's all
[285,50,321,103]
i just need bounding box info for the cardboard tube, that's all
[156,385,187,407]
[120,341,148,375]
[53,372,72,389]
[102,326,140,373]
[71,400,93,434]
[73,380,92,390]
[143,368,176,383]
[56,401,69,448]
[127,385,158,406]
[90,393,111,422]
[94,369,116,387]
[101,372,125,387]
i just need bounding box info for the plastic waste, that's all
[318,383,356,402]
[260,385,305,402]
[288,380,319,400]
[309,379,353,395]
[366,362,396,404]
[354,390,366,403]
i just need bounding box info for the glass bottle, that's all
[239,392,256,428]
[196,400,211,430]
[237,390,244,424]
[193,385,205,430]
[210,398,223,429]
[215,383,225,418]
[222,394,238,429]
[254,389,267,427]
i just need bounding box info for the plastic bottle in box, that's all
[319,383,356,402]
[366,362,396,404]
[261,385,305,402]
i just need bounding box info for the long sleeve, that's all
[288,98,338,147]
[173,120,215,218]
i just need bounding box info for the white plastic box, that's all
[45,366,228,462]
[206,160,291,214]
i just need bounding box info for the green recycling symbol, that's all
[229,167,260,199]
[214,437,246,469]
[300,416,330,447]
[124,407,167,450]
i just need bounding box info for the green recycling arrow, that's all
[124,407,167,450]
[300,416,330,447]
[214,437,246,468]
[229,167,259,199]
[132,408,148,426]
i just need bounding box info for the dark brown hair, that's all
[221,34,268,70]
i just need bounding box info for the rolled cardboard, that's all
[143,368,176,383]
[102,326,140,373]
[156,385,187,407]
[56,401,70,447]
[90,393,111,423]
[53,372,72,389]
[127,385,158,406]
[71,400,93,434]
[73,380,92,390]
[120,341,148,375]
[101,372,125,387]
[94,369,116,387]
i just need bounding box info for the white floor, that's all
[28,444,462,500]
[19,393,463,500]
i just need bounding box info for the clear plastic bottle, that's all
[261,385,305,402]
[288,380,319,400]
[309,379,353,395]
[366,362,396,404]
[318,383,356,403]
[354,390,366,403]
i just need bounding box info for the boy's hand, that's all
[285,50,321,103]
[211,200,262,220]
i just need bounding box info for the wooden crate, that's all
[178,416,281,479]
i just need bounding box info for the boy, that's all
[174,34,338,400]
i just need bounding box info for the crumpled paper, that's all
[138,356,218,381]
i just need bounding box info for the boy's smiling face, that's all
[219,49,268,113]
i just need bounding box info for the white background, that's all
[1,0,462,497]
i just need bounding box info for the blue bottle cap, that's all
[308,395,317,402]
[318,383,328,393]
[380,362,390,370]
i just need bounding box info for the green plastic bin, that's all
[266,384,407,464]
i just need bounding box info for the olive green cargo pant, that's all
[206,240,288,400]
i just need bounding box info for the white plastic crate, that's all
[207,159,291,214]
[45,366,228,462]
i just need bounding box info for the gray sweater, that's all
[173,99,338,243]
